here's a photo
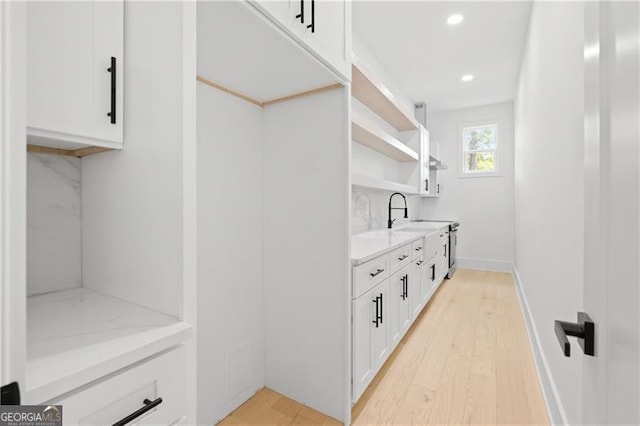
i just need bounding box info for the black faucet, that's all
[388,192,408,229]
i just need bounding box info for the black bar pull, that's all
[554,312,595,357]
[444,244,447,258]
[398,254,408,261]
[378,293,383,324]
[401,276,406,300]
[306,0,315,33]
[431,264,435,281]
[404,275,409,298]
[107,57,116,124]
[369,268,384,278]
[112,397,162,426]
[1,382,20,405]
[295,0,304,23]
[425,179,429,192]
[437,183,440,194]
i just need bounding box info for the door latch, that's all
[554,312,595,357]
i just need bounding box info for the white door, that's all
[582,1,640,423]
[301,0,348,79]
[0,0,27,401]
[388,269,404,345]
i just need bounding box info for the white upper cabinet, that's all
[251,0,350,81]
[27,1,124,150]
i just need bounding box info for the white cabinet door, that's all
[353,280,389,402]
[423,259,436,302]
[370,280,390,371]
[409,258,424,320]
[301,0,349,80]
[27,1,124,149]
[389,267,410,346]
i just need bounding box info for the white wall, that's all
[419,102,515,271]
[513,2,585,424]
[82,2,184,317]
[196,84,265,425]
[27,153,82,295]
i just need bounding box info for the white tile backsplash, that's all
[27,153,82,296]
[351,188,421,235]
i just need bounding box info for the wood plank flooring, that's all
[218,269,549,425]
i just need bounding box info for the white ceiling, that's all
[353,1,532,112]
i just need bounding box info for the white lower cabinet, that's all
[409,255,424,320]
[389,266,411,346]
[49,346,187,426]
[353,280,389,403]
[352,231,450,404]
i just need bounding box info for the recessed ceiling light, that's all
[447,14,464,25]
[461,74,474,82]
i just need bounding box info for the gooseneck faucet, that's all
[388,192,408,229]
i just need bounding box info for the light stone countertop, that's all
[351,222,449,266]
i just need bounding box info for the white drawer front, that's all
[411,238,424,259]
[353,255,389,299]
[50,346,188,426]
[389,244,412,274]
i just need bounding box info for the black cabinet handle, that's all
[425,179,429,192]
[416,260,423,266]
[295,0,304,23]
[107,57,116,124]
[444,244,447,258]
[554,312,595,357]
[398,254,408,261]
[372,297,379,328]
[1,382,20,405]
[369,268,384,278]
[431,264,435,281]
[437,184,440,194]
[404,275,408,298]
[415,246,423,252]
[306,0,315,33]
[112,397,163,426]
[379,293,383,324]
[400,276,406,300]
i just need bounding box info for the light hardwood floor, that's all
[218,269,549,425]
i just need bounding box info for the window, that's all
[461,123,499,176]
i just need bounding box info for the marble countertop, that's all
[351,222,449,266]
[25,287,192,404]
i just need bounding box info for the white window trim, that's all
[458,120,503,178]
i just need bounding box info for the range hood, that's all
[429,156,448,170]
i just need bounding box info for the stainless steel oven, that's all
[446,222,459,279]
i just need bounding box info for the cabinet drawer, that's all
[411,238,424,259]
[50,346,188,426]
[353,255,389,299]
[389,244,412,274]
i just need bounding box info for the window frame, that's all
[458,120,502,178]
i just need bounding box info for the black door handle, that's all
[372,297,379,328]
[431,264,435,281]
[107,57,116,124]
[1,382,20,405]
[306,0,315,33]
[295,0,304,23]
[554,312,595,357]
[401,276,406,300]
[112,397,163,426]
[379,293,383,324]
[404,274,408,298]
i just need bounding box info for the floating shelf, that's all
[351,57,418,132]
[351,174,420,195]
[352,112,418,162]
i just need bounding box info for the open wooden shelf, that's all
[352,112,418,162]
[352,57,418,132]
[351,174,420,195]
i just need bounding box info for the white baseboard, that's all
[456,257,513,273]
[512,265,568,425]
